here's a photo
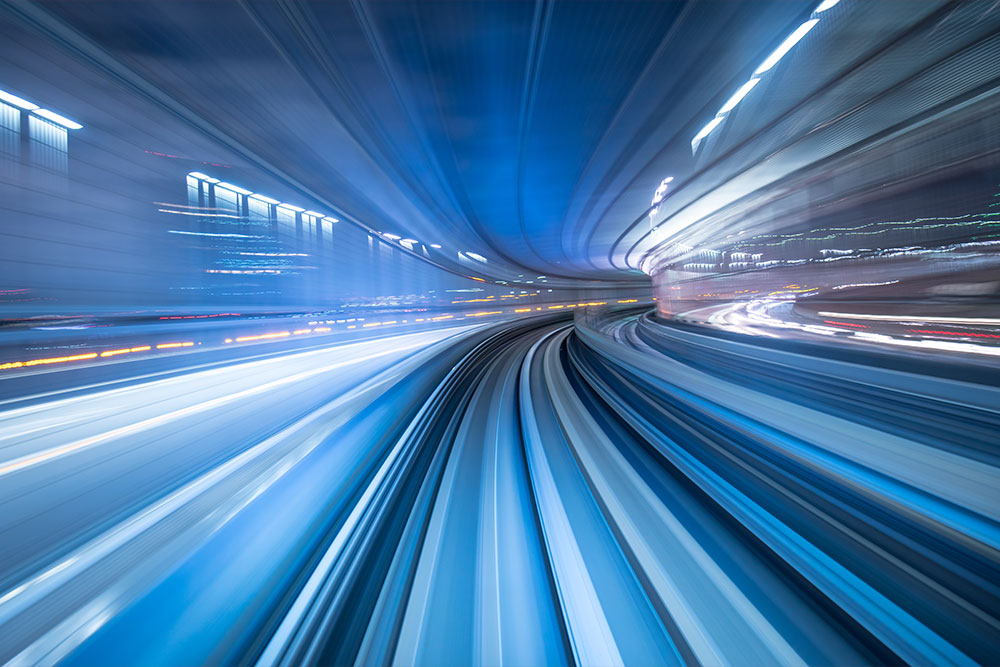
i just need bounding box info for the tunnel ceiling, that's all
[32,0,824,285]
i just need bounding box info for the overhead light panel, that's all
[718,78,761,114]
[250,194,281,205]
[0,89,38,110]
[277,203,305,212]
[754,19,819,75]
[429,244,442,249]
[33,108,83,130]
[382,233,401,240]
[322,217,339,224]
[692,115,724,143]
[304,210,325,218]
[217,182,253,195]
[189,172,221,184]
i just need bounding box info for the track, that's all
[0,311,997,666]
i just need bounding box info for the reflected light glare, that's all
[33,108,83,129]
[814,0,842,12]
[718,78,761,114]
[754,19,820,75]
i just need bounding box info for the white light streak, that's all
[818,312,1000,325]
[754,19,819,75]
[814,0,842,12]
[692,116,724,143]
[168,230,262,239]
[277,204,305,212]
[718,78,761,114]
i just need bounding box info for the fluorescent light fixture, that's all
[216,182,253,195]
[382,233,401,240]
[277,203,305,212]
[304,210,325,218]
[754,19,819,75]
[33,108,83,130]
[429,244,442,249]
[250,194,281,205]
[322,216,339,223]
[692,115,724,143]
[0,89,38,110]
[814,0,841,12]
[718,78,761,114]
[188,172,221,184]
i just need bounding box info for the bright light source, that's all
[463,252,488,262]
[277,203,305,212]
[382,233,401,240]
[217,182,253,195]
[188,171,210,180]
[754,19,819,75]
[33,108,83,130]
[692,115,724,143]
[322,216,338,224]
[250,194,280,205]
[718,78,761,114]
[0,89,38,110]
[401,238,417,244]
[814,0,841,12]
[429,244,442,249]
[304,210,326,218]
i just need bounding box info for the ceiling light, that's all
[718,78,761,114]
[0,89,38,110]
[754,19,819,75]
[250,194,280,205]
[33,108,83,130]
[216,182,253,195]
[692,116,724,143]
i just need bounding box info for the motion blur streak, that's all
[0,311,994,666]
[1,0,999,665]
